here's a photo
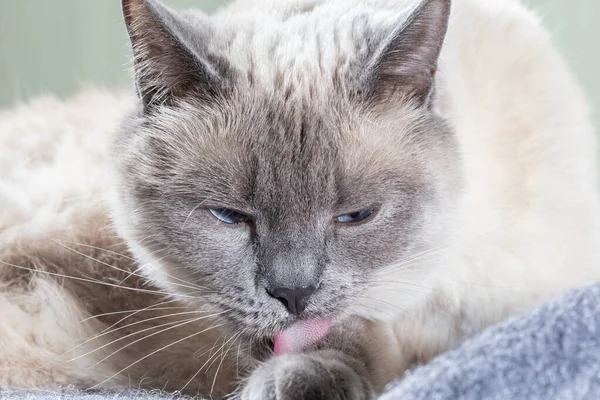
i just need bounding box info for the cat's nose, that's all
[267,286,316,316]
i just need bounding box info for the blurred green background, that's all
[0,0,598,129]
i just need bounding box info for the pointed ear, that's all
[360,0,451,107]
[122,0,230,110]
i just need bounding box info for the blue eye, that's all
[334,209,374,224]
[209,208,250,224]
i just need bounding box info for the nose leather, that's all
[267,286,316,316]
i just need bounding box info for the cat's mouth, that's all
[273,318,332,355]
[246,318,333,360]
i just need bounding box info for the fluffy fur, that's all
[1,0,599,398]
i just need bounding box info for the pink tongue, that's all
[274,318,332,355]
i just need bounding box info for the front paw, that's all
[241,352,373,400]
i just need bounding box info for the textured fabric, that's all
[3,282,600,400]
[0,389,183,400]
[380,282,600,400]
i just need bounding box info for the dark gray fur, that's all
[116,0,457,398]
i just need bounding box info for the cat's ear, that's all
[122,0,229,110]
[359,0,451,107]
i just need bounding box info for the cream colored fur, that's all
[1,0,599,394]
[0,92,139,390]
[362,0,600,380]
[0,92,127,389]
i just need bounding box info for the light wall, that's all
[0,0,597,129]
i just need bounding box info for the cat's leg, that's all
[240,318,399,400]
[242,351,371,400]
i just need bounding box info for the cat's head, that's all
[113,0,461,342]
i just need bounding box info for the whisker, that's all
[117,253,166,285]
[369,278,438,293]
[33,298,178,373]
[181,330,239,393]
[361,285,455,319]
[67,310,220,363]
[45,236,207,293]
[378,215,537,276]
[354,295,417,319]
[182,200,209,228]
[109,242,210,293]
[211,331,242,394]
[130,194,168,215]
[94,299,180,336]
[87,320,226,391]
[137,234,161,246]
[88,311,229,369]
[0,260,199,299]
[79,305,185,323]
[235,340,242,382]
[377,239,456,274]
[193,331,226,358]
[82,306,221,350]
[68,319,188,364]
[57,241,136,261]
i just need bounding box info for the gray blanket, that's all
[381,281,600,400]
[3,282,600,399]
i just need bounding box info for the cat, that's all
[1,0,599,398]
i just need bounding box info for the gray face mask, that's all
[115,0,461,344]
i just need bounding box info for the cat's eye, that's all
[209,208,250,224]
[334,209,374,225]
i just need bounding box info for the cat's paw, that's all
[241,352,373,400]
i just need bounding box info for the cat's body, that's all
[1,0,599,398]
